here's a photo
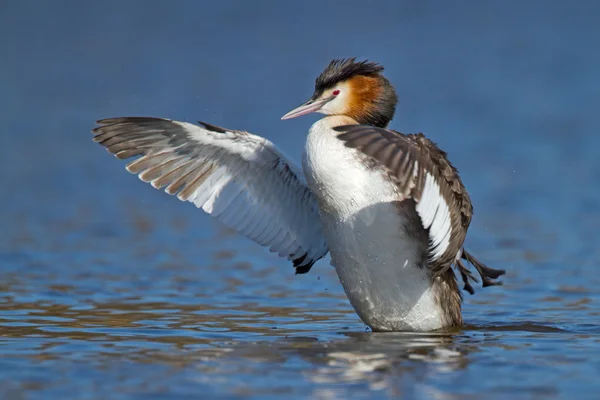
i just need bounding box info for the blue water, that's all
[1,1,600,399]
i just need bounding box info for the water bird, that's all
[92,58,505,331]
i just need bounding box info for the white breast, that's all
[302,117,443,331]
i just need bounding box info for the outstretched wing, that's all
[334,125,470,269]
[93,117,329,273]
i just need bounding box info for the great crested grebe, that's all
[92,58,504,332]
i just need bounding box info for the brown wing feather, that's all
[334,125,505,293]
[405,133,473,228]
[335,125,466,268]
[403,132,472,271]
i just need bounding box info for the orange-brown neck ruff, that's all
[344,75,396,127]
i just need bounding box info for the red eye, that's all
[332,89,340,96]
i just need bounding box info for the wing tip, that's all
[197,121,228,133]
[94,116,172,128]
[293,253,316,274]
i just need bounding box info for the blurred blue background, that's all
[1,1,600,399]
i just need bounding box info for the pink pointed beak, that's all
[281,96,334,120]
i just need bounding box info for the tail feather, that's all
[456,259,477,295]
[455,249,505,295]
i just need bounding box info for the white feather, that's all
[94,118,329,268]
[415,173,452,261]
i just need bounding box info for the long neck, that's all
[319,115,359,131]
[354,109,392,128]
[347,75,398,128]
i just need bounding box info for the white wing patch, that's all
[415,172,452,261]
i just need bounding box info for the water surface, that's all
[1,1,600,399]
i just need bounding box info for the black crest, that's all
[315,58,384,92]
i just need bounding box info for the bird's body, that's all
[92,58,504,332]
[304,116,444,331]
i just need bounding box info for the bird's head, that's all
[281,58,398,128]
